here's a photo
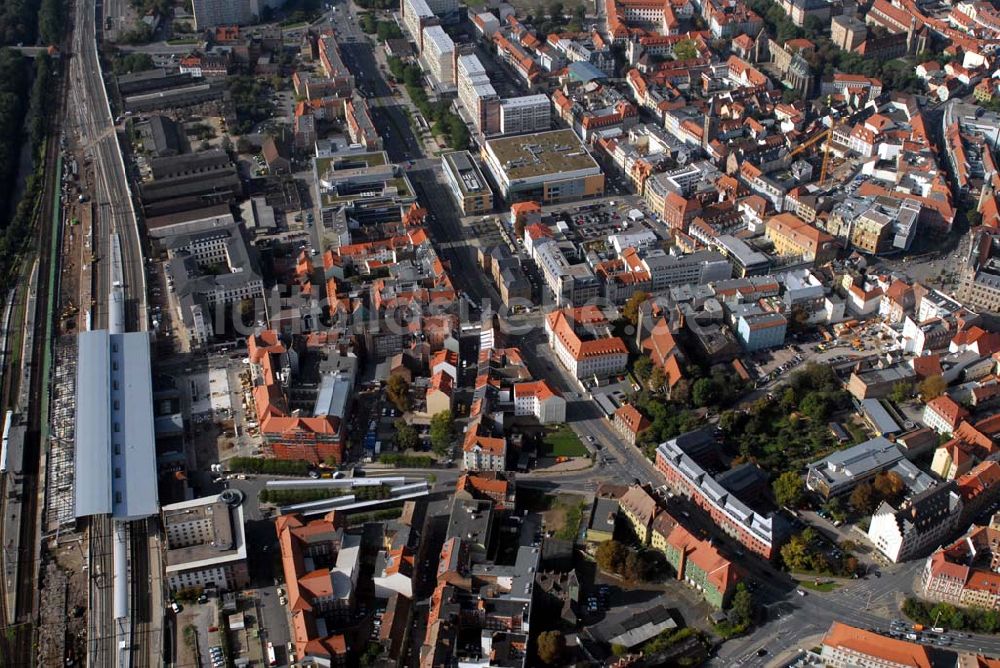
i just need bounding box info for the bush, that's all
[174,586,204,603]
[260,485,390,505]
[378,453,435,468]
[344,508,404,526]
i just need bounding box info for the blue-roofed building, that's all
[859,398,902,437]
[567,61,607,83]
[74,330,159,520]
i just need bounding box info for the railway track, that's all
[0,63,68,665]
[129,519,152,668]
[87,515,114,668]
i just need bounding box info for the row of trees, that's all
[358,13,402,42]
[387,57,469,151]
[0,49,27,225]
[525,2,588,36]
[0,51,54,291]
[112,52,155,75]
[903,598,1000,634]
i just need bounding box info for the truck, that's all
[912,624,925,632]
[266,642,277,666]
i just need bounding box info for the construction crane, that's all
[787,127,834,185]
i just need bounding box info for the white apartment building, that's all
[463,435,507,471]
[457,54,500,135]
[402,0,436,49]
[499,95,551,135]
[422,25,455,85]
[423,0,458,18]
[512,381,566,424]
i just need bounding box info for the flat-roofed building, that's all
[401,0,437,49]
[499,94,551,135]
[712,234,770,277]
[806,436,904,499]
[481,129,605,203]
[74,330,159,521]
[422,25,455,86]
[163,217,265,347]
[442,151,494,215]
[457,54,500,135]
[163,493,249,592]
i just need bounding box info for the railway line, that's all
[0,63,68,663]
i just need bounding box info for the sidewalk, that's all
[766,633,824,667]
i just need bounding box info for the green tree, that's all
[536,630,566,665]
[429,410,454,456]
[649,365,667,393]
[772,471,805,508]
[692,377,718,407]
[548,1,564,18]
[673,39,698,60]
[595,540,628,574]
[849,481,875,514]
[780,534,811,571]
[395,420,419,450]
[729,583,753,628]
[633,356,653,382]
[622,290,649,325]
[387,374,411,412]
[918,375,947,401]
[448,114,469,150]
[890,381,913,404]
[376,21,402,41]
[799,392,831,421]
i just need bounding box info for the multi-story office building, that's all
[499,95,551,135]
[441,151,494,215]
[545,306,628,379]
[163,494,249,592]
[161,217,264,347]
